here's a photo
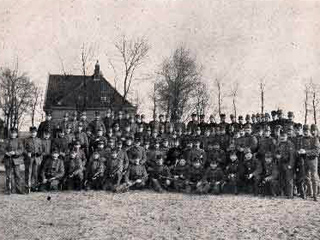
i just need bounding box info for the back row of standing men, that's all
[1,109,319,201]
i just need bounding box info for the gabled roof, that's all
[44,74,135,110]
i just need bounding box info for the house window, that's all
[101,96,107,102]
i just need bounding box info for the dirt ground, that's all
[0,173,319,240]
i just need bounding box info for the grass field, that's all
[0,173,319,240]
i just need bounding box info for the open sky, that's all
[1,0,320,126]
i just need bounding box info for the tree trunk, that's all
[304,88,308,125]
[313,91,317,125]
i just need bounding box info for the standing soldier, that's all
[24,126,43,193]
[300,124,320,201]
[64,124,75,146]
[187,113,198,134]
[59,112,70,134]
[74,122,89,158]
[69,111,78,133]
[229,114,238,134]
[218,114,229,131]
[208,115,217,129]
[276,130,295,198]
[63,149,84,190]
[41,130,52,165]
[40,150,65,191]
[103,108,114,130]
[198,114,207,134]
[2,128,24,194]
[37,111,54,139]
[79,111,89,132]
[244,114,251,129]
[88,111,106,136]
[51,128,69,159]
[174,115,186,134]
[149,113,160,132]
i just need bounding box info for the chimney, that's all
[93,60,100,81]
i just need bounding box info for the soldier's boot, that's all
[151,179,164,193]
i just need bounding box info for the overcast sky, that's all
[1,0,320,126]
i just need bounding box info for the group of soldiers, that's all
[1,108,320,201]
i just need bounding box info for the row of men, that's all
[1,122,319,201]
[37,109,296,139]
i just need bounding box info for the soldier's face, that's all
[111,153,117,159]
[195,143,200,148]
[304,130,310,137]
[210,163,218,169]
[31,131,37,137]
[230,154,237,162]
[311,130,317,136]
[46,116,52,121]
[11,132,18,138]
[159,116,164,122]
[162,141,168,147]
[245,153,253,160]
[174,141,179,147]
[210,117,214,123]
[220,129,226,135]
[80,116,86,120]
[52,153,59,160]
[98,144,104,149]
[106,112,111,118]
[97,130,103,137]
[264,130,271,137]
[179,159,186,166]
[66,129,71,134]
[280,135,287,142]
[205,131,210,136]
[64,117,68,121]
[44,133,50,139]
[213,144,220,150]
[59,132,65,138]
[93,153,100,160]
[125,127,130,132]
[239,119,244,124]
[145,144,149,150]
[193,162,201,168]
[134,158,140,165]
[265,157,272,164]
[196,130,201,135]
[70,152,77,158]
[126,140,132,146]
[78,126,83,132]
[245,129,252,135]
[157,158,163,165]
[155,143,160,149]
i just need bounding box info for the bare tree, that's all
[259,78,266,114]
[215,78,224,116]
[194,81,209,119]
[149,82,159,118]
[309,79,320,124]
[304,83,310,125]
[156,46,201,122]
[30,85,42,127]
[0,66,35,136]
[114,35,150,104]
[230,81,239,119]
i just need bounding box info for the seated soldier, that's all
[240,148,262,195]
[123,151,148,190]
[206,141,226,169]
[225,150,240,194]
[103,149,123,191]
[63,149,84,191]
[148,155,172,193]
[72,140,87,168]
[85,151,105,190]
[185,157,205,194]
[261,151,279,197]
[200,161,226,194]
[40,150,65,191]
[171,158,189,192]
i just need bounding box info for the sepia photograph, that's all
[0,0,320,239]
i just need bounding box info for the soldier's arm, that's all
[288,142,296,168]
[307,137,320,157]
[56,160,65,179]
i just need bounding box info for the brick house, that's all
[44,61,136,123]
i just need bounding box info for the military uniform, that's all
[103,151,124,191]
[24,132,43,191]
[124,163,148,189]
[2,134,25,194]
[63,152,84,190]
[171,159,189,192]
[85,153,105,190]
[200,164,225,194]
[148,157,172,192]
[37,119,54,139]
[40,152,65,191]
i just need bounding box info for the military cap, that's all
[295,123,302,129]
[10,127,18,132]
[244,148,251,154]
[63,112,69,117]
[311,124,318,131]
[230,114,235,119]
[52,149,59,155]
[191,113,197,117]
[303,124,309,131]
[29,126,37,132]
[135,114,140,118]
[277,109,283,115]
[200,114,205,119]
[80,111,86,116]
[238,115,243,120]
[244,124,252,129]
[271,110,277,116]
[141,114,145,118]
[95,111,100,116]
[134,136,141,142]
[275,125,282,130]
[159,114,164,118]
[220,113,226,118]
[46,110,52,116]
[126,136,134,141]
[265,113,270,118]
[97,140,105,145]
[245,114,250,120]
[97,126,104,131]
[280,129,287,136]
[227,144,236,152]
[251,114,256,118]
[209,114,214,119]
[256,113,260,118]
[264,125,271,131]
[113,123,119,127]
[288,111,294,117]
